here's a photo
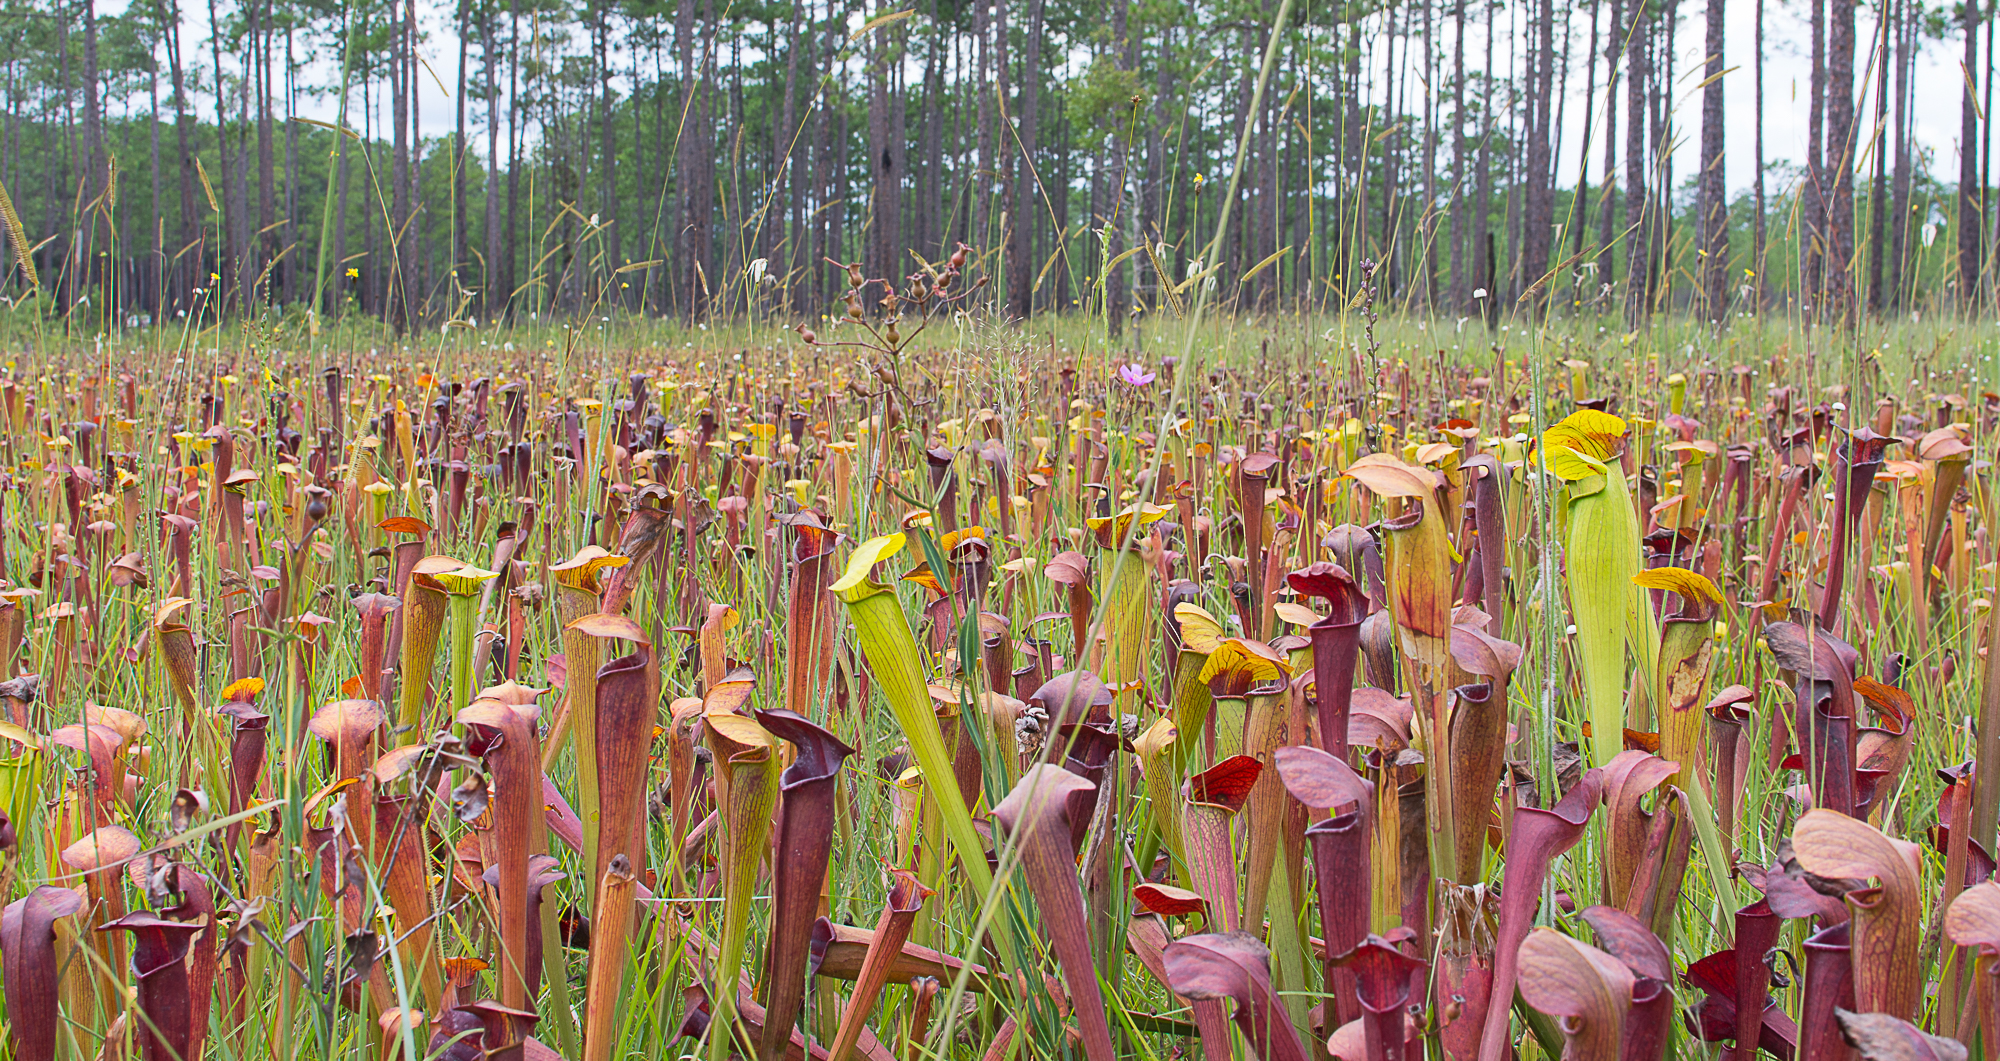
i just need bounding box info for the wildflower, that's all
[1117,363,1156,388]
[346,267,359,279]
[1473,288,1488,299]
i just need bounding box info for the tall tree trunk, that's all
[1107,0,1130,338]
[1420,0,1438,308]
[1700,0,1728,320]
[1450,0,1467,309]
[335,85,351,317]
[149,31,162,317]
[973,0,994,258]
[1597,0,1621,297]
[1010,0,1043,318]
[597,0,621,287]
[362,71,377,315]
[1753,0,1767,306]
[283,28,298,306]
[779,0,800,308]
[1474,0,1495,324]
[409,0,426,320]
[1807,0,1826,311]
[1146,25,1171,317]
[160,0,197,310]
[390,0,411,332]
[484,0,501,318]
[1622,0,1647,323]
[1571,0,1600,309]
[257,1,276,305]
[505,0,521,318]
[867,18,901,287]
[1967,0,1987,304]
[1890,0,1912,305]
[82,0,102,279]
[676,0,703,318]
[1828,0,1856,319]
[453,0,469,302]
[921,0,941,262]
[1521,0,1555,316]
[205,0,235,307]
[1868,0,1889,312]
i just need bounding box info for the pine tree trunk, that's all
[1010,0,1042,318]
[256,3,276,304]
[1107,0,1130,339]
[1571,0,1599,309]
[1474,0,1495,324]
[1963,0,1985,303]
[1700,0,1728,320]
[867,19,901,288]
[921,0,940,262]
[505,0,521,318]
[1868,0,1889,312]
[1522,0,1555,317]
[973,0,994,257]
[1828,0,1856,319]
[282,30,297,306]
[161,0,198,308]
[149,38,162,316]
[453,0,469,301]
[598,0,621,287]
[779,0,800,307]
[1753,0,1767,307]
[1597,0,1621,298]
[1622,0,1647,323]
[1807,0,1826,311]
[1890,0,1911,305]
[82,0,102,265]
[676,0,703,318]
[390,0,410,332]
[1449,0,1467,309]
[484,5,501,319]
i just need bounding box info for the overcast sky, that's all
[99,0,1968,204]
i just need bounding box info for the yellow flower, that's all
[346,267,360,279]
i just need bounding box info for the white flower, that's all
[588,212,601,227]
[1923,223,1939,248]
[749,258,769,285]
[1473,288,1488,300]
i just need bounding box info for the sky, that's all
[96,0,1970,203]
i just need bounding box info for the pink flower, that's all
[1118,363,1156,387]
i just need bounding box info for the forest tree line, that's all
[0,0,1984,334]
